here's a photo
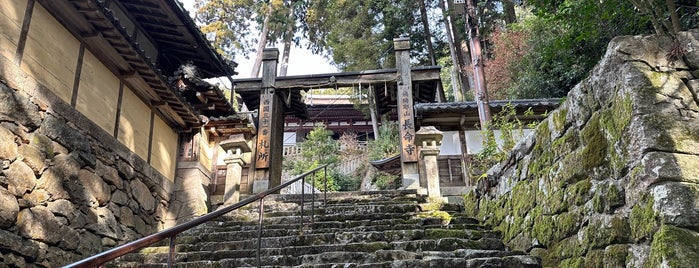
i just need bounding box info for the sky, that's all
[179,0,338,78]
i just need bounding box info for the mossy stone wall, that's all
[466,30,699,267]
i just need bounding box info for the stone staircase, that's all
[108,190,540,267]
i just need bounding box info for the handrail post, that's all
[324,166,328,206]
[257,198,264,268]
[311,170,316,225]
[168,235,175,268]
[300,175,305,231]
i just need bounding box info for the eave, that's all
[415,98,563,131]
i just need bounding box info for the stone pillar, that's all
[253,48,284,193]
[416,126,443,198]
[220,134,250,205]
[394,37,420,190]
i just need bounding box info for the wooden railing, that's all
[62,165,329,268]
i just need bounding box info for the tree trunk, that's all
[444,0,473,101]
[665,0,681,34]
[439,0,462,101]
[419,0,445,102]
[465,0,491,125]
[419,0,436,66]
[279,2,297,76]
[251,4,274,78]
[503,0,517,24]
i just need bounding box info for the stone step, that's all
[259,202,420,217]
[220,208,468,230]
[113,249,538,268]
[264,190,423,204]
[118,237,506,265]
[176,226,495,253]
[174,227,499,249]
[237,199,424,215]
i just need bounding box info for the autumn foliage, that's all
[483,28,529,100]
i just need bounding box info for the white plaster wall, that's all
[439,131,462,155]
[464,129,533,155]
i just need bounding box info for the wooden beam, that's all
[233,66,441,93]
[155,105,187,128]
[196,91,208,104]
[209,127,219,137]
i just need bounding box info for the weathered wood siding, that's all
[75,50,120,133]
[21,3,78,103]
[118,86,151,159]
[198,130,213,172]
[151,116,178,181]
[0,0,24,59]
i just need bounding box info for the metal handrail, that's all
[63,164,329,268]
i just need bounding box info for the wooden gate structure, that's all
[232,38,443,193]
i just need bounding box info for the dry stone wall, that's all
[0,56,174,267]
[465,30,699,267]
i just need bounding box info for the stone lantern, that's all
[415,126,443,199]
[219,134,251,205]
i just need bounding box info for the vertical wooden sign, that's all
[255,91,272,168]
[398,85,417,162]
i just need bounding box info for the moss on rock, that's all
[560,257,585,268]
[583,216,630,250]
[510,181,536,217]
[591,183,625,213]
[552,107,569,134]
[604,244,629,267]
[630,193,658,242]
[552,236,586,261]
[567,179,592,207]
[580,113,608,170]
[645,225,699,268]
[584,249,605,268]
[531,211,581,249]
[463,191,478,217]
[424,229,465,239]
[542,188,568,215]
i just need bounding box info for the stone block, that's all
[28,132,54,159]
[23,188,50,206]
[650,182,699,229]
[130,179,155,213]
[46,199,75,219]
[6,160,36,196]
[18,144,47,173]
[0,125,18,161]
[77,169,111,206]
[678,30,699,69]
[0,82,41,130]
[17,206,63,244]
[85,206,122,240]
[0,229,39,261]
[37,167,71,200]
[96,160,123,189]
[0,188,19,228]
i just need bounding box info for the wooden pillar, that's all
[394,37,421,190]
[253,49,284,193]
